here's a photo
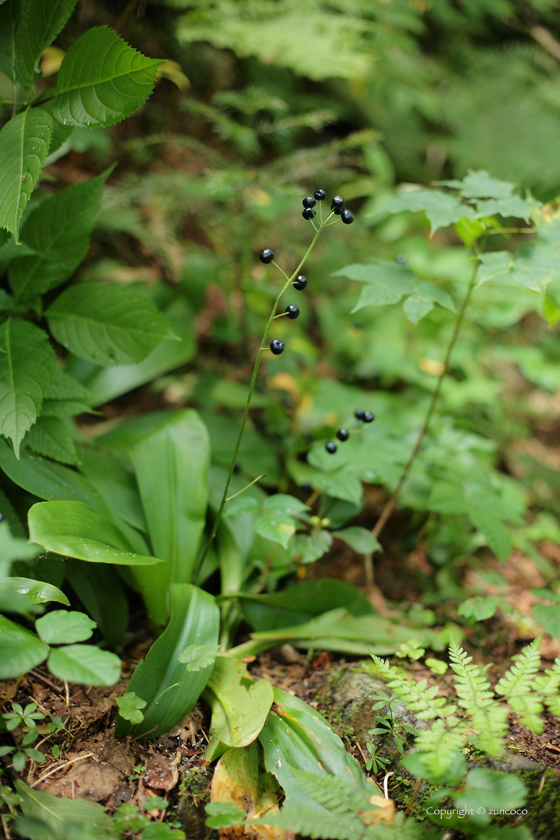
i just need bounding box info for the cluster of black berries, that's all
[325,408,375,453]
[301,190,354,225]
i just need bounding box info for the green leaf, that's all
[26,416,78,465]
[254,513,295,549]
[331,526,380,554]
[458,170,519,200]
[129,410,210,583]
[532,604,560,641]
[0,615,49,679]
[28,500,163,566]
[456,768,526,826]
[262,494,309,516]
[47,643,121,685]
[383,189,475,235]
[203,657,274,761]
[16,779,113,837]
[64,560,129,648]
[0,110,53,241]
[291,529,332,564]
[14,0,78,90]
[312,470,363,507]
[205,802,248,830]
[77,446,146,533]
[334,260,417,308]
[0,319,56,457]
[47,283,176,366]
[0,0,21,83]
[115,584,219,739]
[46,370,92,401]
[35,610,96,644]
[403,281,456,324]
[178,644,220,672]
[3,577,69,606]
[9,172,109,303]
[238,578,374,632]
[458,595,499,622]
[477,247,560,296]
[469,507,512,561]
[52,25,165,127]
[115,691,146,725]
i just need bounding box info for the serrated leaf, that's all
[40,399,94,419]
[26,415,78,465]
[35,610,96,644]
[403,281,456,325]
[458,595,499,622]
[383,189,476,235]
[45,369,92,401]
[8,172,108,303]
[0,615,48,679]
[458,171,518,200]
[0,319,56,457]
[532,604,560,642]
[0,0,21,82]
[3,577,69,606]
[48,643,121,685]
[28,500,163,566]
[47,283,176,366]
[0,110,53,241]
[254,513,295,549]
[52,26,165,127]
[334,260,417,309]
[291,529,332,564]
[14,0,78,90]
[178,643,220,672]
[469,507,512,561]
[331,526,380,554]
[115,691,146,724]
[312,471,363,507]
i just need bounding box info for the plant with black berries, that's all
[196,188,354,568]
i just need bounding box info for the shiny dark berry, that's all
[293,275,307,291]
[260,248,274,264]
[341,210,354,225]
[285,304,300,320]
[325,442,337,454]
[233,462,241,474]
[333,206,343,216]
[336,429,349,442]
[363,411,375,423]
[302,196,316,209]
[270,340,285,355]
[314,189,326,201]
[302,481,312,491]
[302,208,316,220]
[396,254,407,265]
[331,195,344,210]
[355,409,365,420]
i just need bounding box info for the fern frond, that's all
[371,656,457,720]
[449,644,508,755]
[414,718,469,776]
[535,657,560,716]
[495,638,544,733]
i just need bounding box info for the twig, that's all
[404,778,422,817]
[28,671,63,694]
[31,752,94,787]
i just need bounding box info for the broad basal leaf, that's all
[16,780,113,838]
[0,110,53,241]
[0,615,48,679]
[47,644,121,685]
[203,656,274,761]
[14,0,78,90]
[115,583,219,739]
[0,319,56,457]
[8,171,108,302]
[47,283,176,366]
[28,500,162,566]
[129,410,210,583]
[52,25,165,127]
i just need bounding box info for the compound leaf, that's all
[47,282,176,366]
[0,110,53,241]
[52,25,165,127]
[0,319,56,457]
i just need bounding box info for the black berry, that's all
[302,481,312,491]
[314,189,327,201]
[363,411,375,423]
[260,248,274,264]
[325,441,337,454]
[355,409,365,420]
[302,208,316,220]
[270,340,285,355]
[341,210,354,225]
[331,195,344,211]
[336,429,349,442]
[233,462,241,474]
[285,304,300,320]
[293,275,307,290]
[302,196,316,209]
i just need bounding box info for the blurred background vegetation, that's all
[22,0,560,608]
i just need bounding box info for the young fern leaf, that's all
[495,637,544,733]
[414,718,469,776]
[534,658,560,717]
[449,644,508,756]
[371,656,457,720]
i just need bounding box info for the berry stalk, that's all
[194,219,329,574]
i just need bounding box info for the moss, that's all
[514,768,560,840]
[176,765,215,840]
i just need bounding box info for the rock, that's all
[175,764,216,840]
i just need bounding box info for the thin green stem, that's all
[226,473,265,501]
[365,252,481,563]
[194,222,326,574]
[271,260,289,281]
